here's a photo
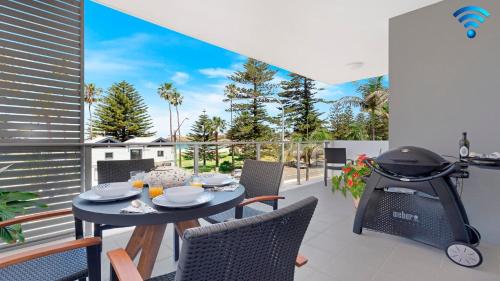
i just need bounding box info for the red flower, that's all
[342,167,352,173]
[353,172,359,178]
[347,179,354,187]
[357,154,368,162]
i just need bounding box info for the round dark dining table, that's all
[72,185,245,279]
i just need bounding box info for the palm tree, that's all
[334,76,388,140]
[157,83,176,142]
[211,117,227,169]
[84,83,102,139]
[223,84,238,168]
[171,91,183,166]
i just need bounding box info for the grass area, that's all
[179,153,244,173]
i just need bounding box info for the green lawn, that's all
[179,153,244,173]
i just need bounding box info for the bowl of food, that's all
[164,186,204,203]
[92,182,131,197]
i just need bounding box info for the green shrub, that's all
[219,161,234,173]
[199,166,213,173]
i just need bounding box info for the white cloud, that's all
[199,68,233,79]
[171,72,190,85]
[316,84,344,100]
[85,33,167,79]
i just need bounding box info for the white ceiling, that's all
[93,0,441,85]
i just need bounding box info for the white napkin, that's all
[210,183,239,192]
[120,201,157,213]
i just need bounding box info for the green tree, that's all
[335,76,388,140]
[157,83,177,141]
[329,103,355,140]
[93,81,154,141]
[84,83,102,140]
[346,113,369,140]
[223,84,238,168]
[292,128,331,181]
[228,58,276,141]
[188,110,214,167]
[279,73,323,138]
[211,116,227,168]
[170,91,183,166]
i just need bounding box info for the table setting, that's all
[76,167,241,212]
[72,166,246,279]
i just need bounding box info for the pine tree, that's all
[93,81,154,141]
[187,110,214,167]
[329,103,355,140]
[279,73,323,138]
[228,58,276,141]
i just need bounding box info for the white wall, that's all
[390,0,500,244]
[326,141,389,160]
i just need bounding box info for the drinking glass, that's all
[130,171,145,189]
[189,175,203,188]
[148,178,164,198]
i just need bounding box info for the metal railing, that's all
[82,140,329,188]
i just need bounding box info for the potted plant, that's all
[331,154,371,208]
[0,164,46,244]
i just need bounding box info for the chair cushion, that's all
[147,271,176,281]
[0,248,87,281]
[204,206,265,224]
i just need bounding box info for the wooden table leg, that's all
[136,224,167,280]
[174,220,200,237]
[118,221,199,280]
[173,220,201,261]
[125,226,148,260]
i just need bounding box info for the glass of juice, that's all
[189,175,203,188]
[130,171,145,189]
[148,178,164,198]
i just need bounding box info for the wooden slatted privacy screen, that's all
[0,0,83,248]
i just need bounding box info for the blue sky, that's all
[85,0,387,137]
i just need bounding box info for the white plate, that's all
[200,174,234,186]
[152,192,214,208]
[79,189,142,202]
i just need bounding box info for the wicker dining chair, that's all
[108,196,318,281]
[167,160,287,261]
[94,158,155,246]
[97,159,155,184]
[0,209,101,281]
[205,159,285,223]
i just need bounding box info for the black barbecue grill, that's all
[376,146,450,176]
[353,146,483,268]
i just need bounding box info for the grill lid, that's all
[375,146,449,176]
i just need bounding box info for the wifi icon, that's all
[453,6,491,39]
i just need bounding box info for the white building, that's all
[86,136,175,185]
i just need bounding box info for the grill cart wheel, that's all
[446,242,482,268]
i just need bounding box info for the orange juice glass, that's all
[190,175,203,188]
[132,180,144,189]
[148,179,164,198]
[149,186,164,198]
[130,171,145,189]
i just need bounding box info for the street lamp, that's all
[233,96,285,162]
